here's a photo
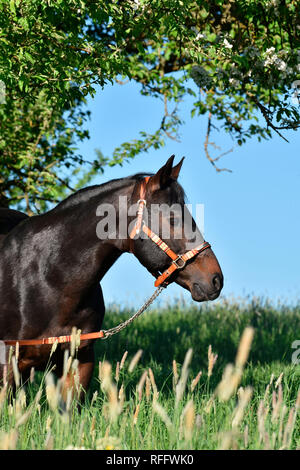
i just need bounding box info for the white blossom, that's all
[277,60,287,71]
[196,33,205,40]
[191,27,205,41]
[263,48,290,74]
[223,38,233,49]
[131,0,141,11]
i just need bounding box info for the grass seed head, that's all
[118,384,125,405]
[17,388,26,410]
[272,384,283,422]
[137,370,148,402]
[100,361,112,392]
[145,375,151,402]
[182,399,195,442]
[91,391,98,406]
[175,349,193,407]
[257,399,269,442]
[153,401,173,432]
[46,416,52,432]
[0,384,8,411]
[108,383,121,422]
[16,408,32,428]
[275,372,283,389]
[29,367,35,384]
[244,425,249,448]
[133,403,140,425]
[120,351,128,370]
[191,371,202,392]
[235,327,254,370]
[44,431,53,450]
[282,407,296,449]
[232,386,253,428]
[216,364,241,402]
[0,430,18,450]
[208,345,217,377]
[128,349,143,373]
[148,367,158,401]
[296,389,300,410]
[218,430,240,450]
[172,360,179,390]
[45,373,60,411]
[11,355,20,388]
[70,327,81,357]
[49,340,58,357]
[15,342,19,361]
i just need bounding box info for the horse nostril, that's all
[212,273,223,292]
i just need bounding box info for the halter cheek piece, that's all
[129,177,211,287]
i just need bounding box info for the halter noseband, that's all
[129,177,211,287]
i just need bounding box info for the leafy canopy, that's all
[0,0,299,211]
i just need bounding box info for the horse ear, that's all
[170,156,185,180]
[147,155,175,191]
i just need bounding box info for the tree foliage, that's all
[0,0,299,211]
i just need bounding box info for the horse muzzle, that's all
[191,272,223,302]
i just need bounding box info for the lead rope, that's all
[101,285,165,339]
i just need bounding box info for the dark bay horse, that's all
[0,156,223,392]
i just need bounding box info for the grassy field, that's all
[0,297,299,450]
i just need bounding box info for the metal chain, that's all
[101,286,165,339]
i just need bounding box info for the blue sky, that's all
[75,80,300,308]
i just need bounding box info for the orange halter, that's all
[129,177,211,287]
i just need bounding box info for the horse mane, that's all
[50,172,186,213]
[50,174,143,213]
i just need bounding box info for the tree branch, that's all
[204,113,233,173]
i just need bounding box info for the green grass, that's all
[0,297,299,450]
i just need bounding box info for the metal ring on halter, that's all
[137,199,146,206]
[173,255,186,269]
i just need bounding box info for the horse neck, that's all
[44,180,135,289]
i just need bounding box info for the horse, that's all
[0,156,223,395]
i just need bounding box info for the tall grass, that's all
[0,298,299,450]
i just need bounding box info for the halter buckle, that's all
[173,255,186,270]
[137,199,146,207]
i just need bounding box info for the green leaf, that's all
[9,0,16,17]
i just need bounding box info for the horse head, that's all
[128,155,223,301]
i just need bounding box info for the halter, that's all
[129,177,211,287]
